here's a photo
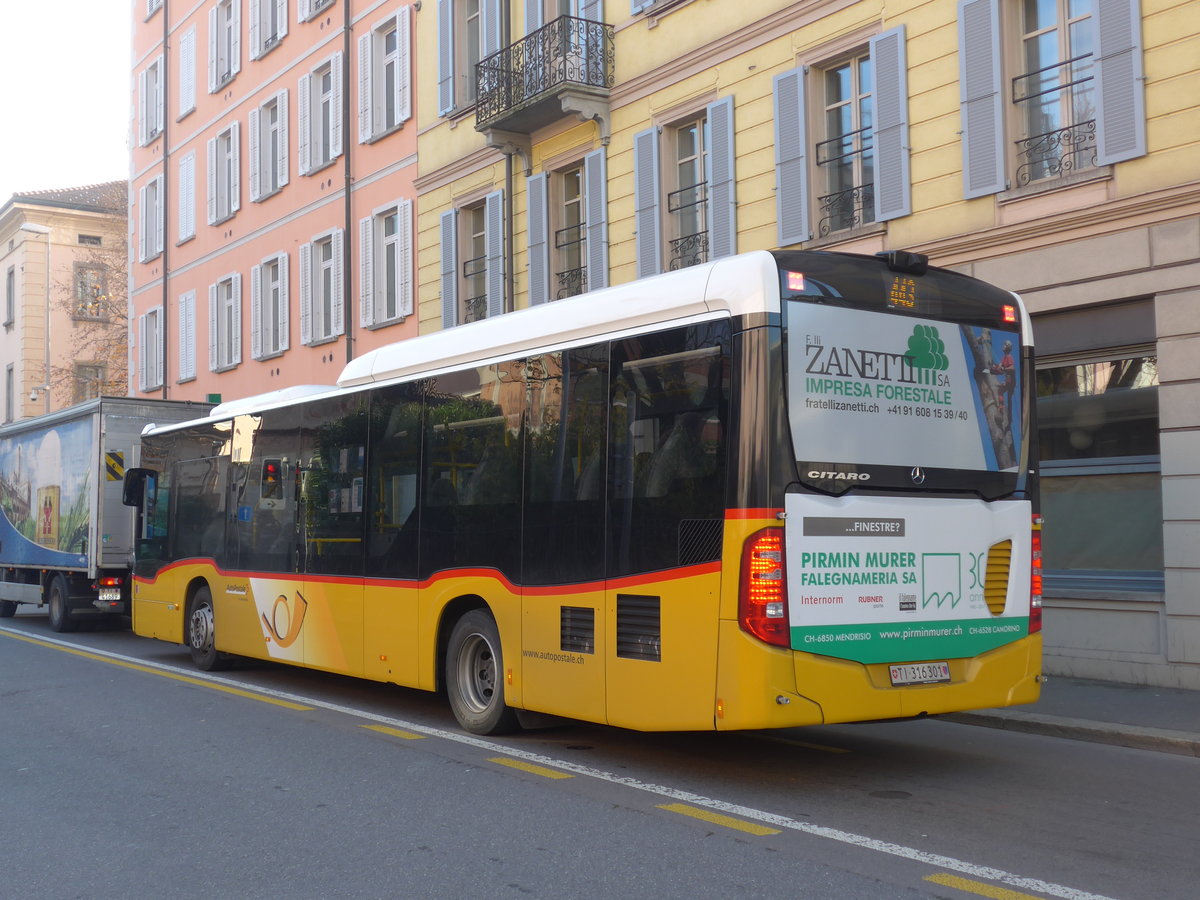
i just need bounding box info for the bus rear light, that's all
[1003,304,1017,323]
[739,528,790,648]
[1029,516,1044,634]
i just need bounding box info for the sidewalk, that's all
[944,676,1200,757]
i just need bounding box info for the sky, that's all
[0,3,132,205]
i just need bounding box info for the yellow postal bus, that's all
[124,249,1042,734]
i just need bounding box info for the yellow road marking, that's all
[363,724,426,740]
[925,872,1048,899]
[488,757,574,779]
[659,802,781,836]
[0,630,312,710]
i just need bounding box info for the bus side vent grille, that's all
[616,594,661,662]
[984,540,1012,615]
[679,518,723,566]
[560,606,595,655]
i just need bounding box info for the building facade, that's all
[0,183,128,420]
[130,0,418,405]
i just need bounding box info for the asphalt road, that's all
[2,611,1195,900]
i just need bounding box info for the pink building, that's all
[131,0,417,405]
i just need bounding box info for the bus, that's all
[124,249,1041,735]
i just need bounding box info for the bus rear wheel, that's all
[47,576,77,633]
[446,609,519,736]
[188,586,231,671]
[0,599,17,618]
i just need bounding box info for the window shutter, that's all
[440,209,458,328]
[526,0,542,34]
[398,199,413,317]
[482,0,502,57]
[180,26,197,114]
[231,273,242,366]
[1094,0,1147,165]
[229,121,241,214]
[251,263,263,359]
[331,228,345,336]
[396,10,412,125]
[957,0,1006,198]
[155,55,165,136]
[870,26,912,221]
[278,253,290,352]
[527,173,549,306]
[277,89,289,187]
[298,73,312,174]
[330,51,344,159]
[206,137,218,224]
[248,106,262,201]
[208,6,218,93]
[230,2,242,78]
[299,0,311,21]
[208,284,219,371]
[706,96,737,259]
[179,291,196,382]
[359,215,375,327]
[580,0,603,22]
[154,176,165,256]
[250,0,262,59]
[359,32,374,143]
[437,0,454,116]
[485,190,505,319]
[299,242,313,344]
[179,152,196,240]
[633,127,661,279]
[139,184,148,262]
[774,66,810,246]
[584,147,609,290]
[138,313,148,392]
[139,68,149,145]
[631,0,653,14]
[277,0,288,41]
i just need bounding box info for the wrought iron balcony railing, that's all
[669,232,709,270]
[476,15,614,132]
[817,183,875,237]
[1014,120,1097,186]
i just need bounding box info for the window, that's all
[209,0,241,92]
[138,54,165,146]
[179,151,197,242]
[139,306,165,391]
[139,175,165,262]
[209,274,242,371]
[299,54,343,174]
[207,121,241,225]
[250,0,288,59]
[439,191,503,328]
[773,28,910,245]
[74,364,106,403]
[179,26,198,117]
[359,10,412,142]
[298,0,335,23]
[252,252,290,358]
[74,265,107,319]
[147,0,163,16]
[360,199,413,328]
[956,0,1146,198]
[4,364,12,422]
[250,90,289,201]
[299,230,343,345]
[4,266,14,326]
[178,290,197,382]
[526,148,608,304]
[437,0,501,116]
[77,235,102,246]
[633,97,735,278]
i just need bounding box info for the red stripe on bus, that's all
[725,508,783,519]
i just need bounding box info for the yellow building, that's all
[414,0,1199,687]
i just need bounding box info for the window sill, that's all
[253,186,285,204]
[304,335,339,348]
[805,221,885,250]
[72,315,110,325]
[252,36,283,61]
[176,107,195,124]
[363,121,406,145]
[303,158,338,177]
[177,234,196,247]
[999,165,1111,204]
[212,364,239,374]
[210,73,236,94]
[254,349,286,362]
[176,376,196,385]
[210,212,236,227]
[366,315,408,331]
[643,0,698,26]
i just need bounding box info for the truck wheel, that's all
[0,600,17,618]
[187,585,231,671]
[47,576,77,633]
[445,609,519,735]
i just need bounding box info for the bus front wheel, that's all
[188,586,231,671]
[446,609,519,736]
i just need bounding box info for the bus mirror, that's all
[123,468,156,508]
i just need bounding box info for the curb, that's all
[942,710,1200,757]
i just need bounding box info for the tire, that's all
[47,576,77,633]
[187,585,231,671]
[445,609,519,736]
[0,599,17,618]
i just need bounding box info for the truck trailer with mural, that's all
[0,397,209,631]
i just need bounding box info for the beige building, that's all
[0,183,128,420]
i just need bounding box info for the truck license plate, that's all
[889,662,951,686]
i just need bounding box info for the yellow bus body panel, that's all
[521,584,607,725]
[363,580,420,685]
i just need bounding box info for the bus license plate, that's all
[889,662,951,686]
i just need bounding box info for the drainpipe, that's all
[160,3,171,399]
[343,0,355,364]
[503,2,515,313]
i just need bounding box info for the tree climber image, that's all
[990,339,1016,427]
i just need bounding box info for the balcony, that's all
[476,16,614,141]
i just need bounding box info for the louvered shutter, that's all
[137,313,148,391]
[437,0,454,116]
[527,173,549,306]
[584,147,608,291]
[139,184,148,261]
[278,254,290,352]
[396,10,412,125]
[331,229,345,336]
[359,32,374,143]
[251,264,263,359]
[958,0,1006,198]
[277,90,289,187]
[330,51,344,159]
[360,215,375,327]
[440,210,458,328]
[870,26,911,221]
[180,26,196,114]
[581,1,603,22]
[398,199,413,317]
[179,152,195,240]
[706,96,736,259]
[155,55,165,136]
[482,0,502,57]
[230,274,242,366]
[208,6,218,93]
[229,121,241,214]
[774,66,810,246]
[208,284,219,371]
[250,0,262,59]
[249,107,261,201]
[527,0,542,34]
[1094,0,1147,165]
[180,291,196,381]
[299,242,313,345]
[154,176,165,256]
[206,137,218,224]
[230,2,242,78]
[298,73,312,174]
[633,127,661,279]
[485,190,505,319]
[139,69,148,145]
[277,0,288,41]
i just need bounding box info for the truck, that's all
[0,396,209,631]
